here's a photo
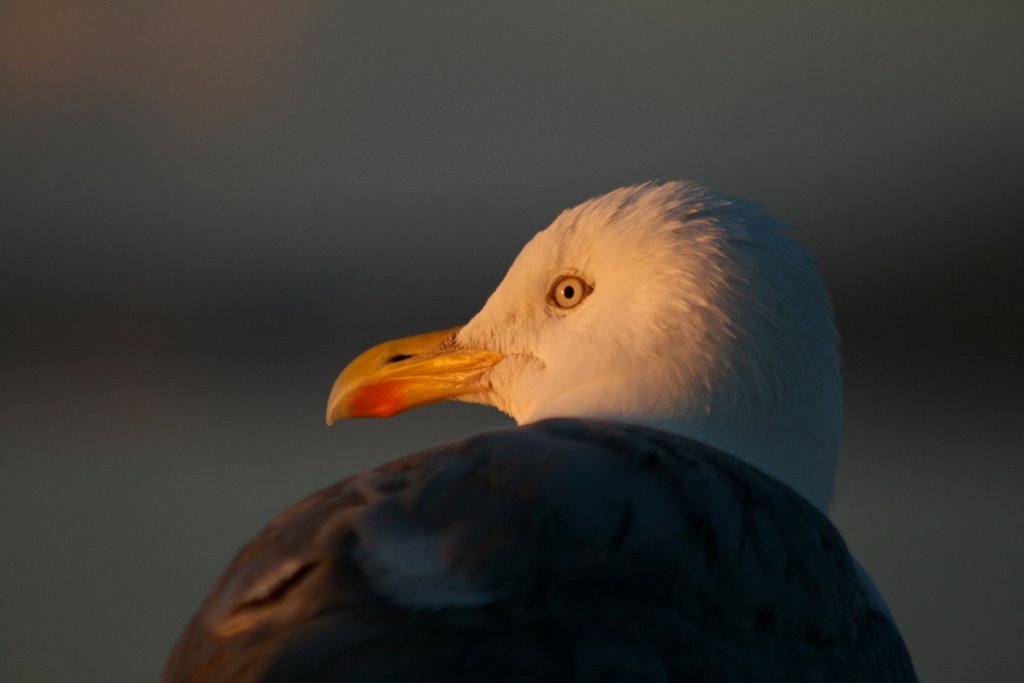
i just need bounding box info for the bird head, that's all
[327,182,841,510]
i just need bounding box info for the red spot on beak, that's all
[346,381,406,418]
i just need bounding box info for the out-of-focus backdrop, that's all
[2,3,1022,681]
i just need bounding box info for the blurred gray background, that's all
[2,2,1022,681]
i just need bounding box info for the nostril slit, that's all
[386,354,414,364]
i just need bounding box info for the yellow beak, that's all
[325,326,503,424]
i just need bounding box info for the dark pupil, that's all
[562,285,575,300]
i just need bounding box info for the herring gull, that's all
[163,181,917,682]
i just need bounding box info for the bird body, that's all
[165,420,914,682]
[164,182,916,681]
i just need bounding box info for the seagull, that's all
[163,182,917,682]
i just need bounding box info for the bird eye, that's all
[549,275,591,309]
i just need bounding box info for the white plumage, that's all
[457,182,840,510]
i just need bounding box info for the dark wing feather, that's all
[163,419,917,682]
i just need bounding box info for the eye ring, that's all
[549,275,592,309]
